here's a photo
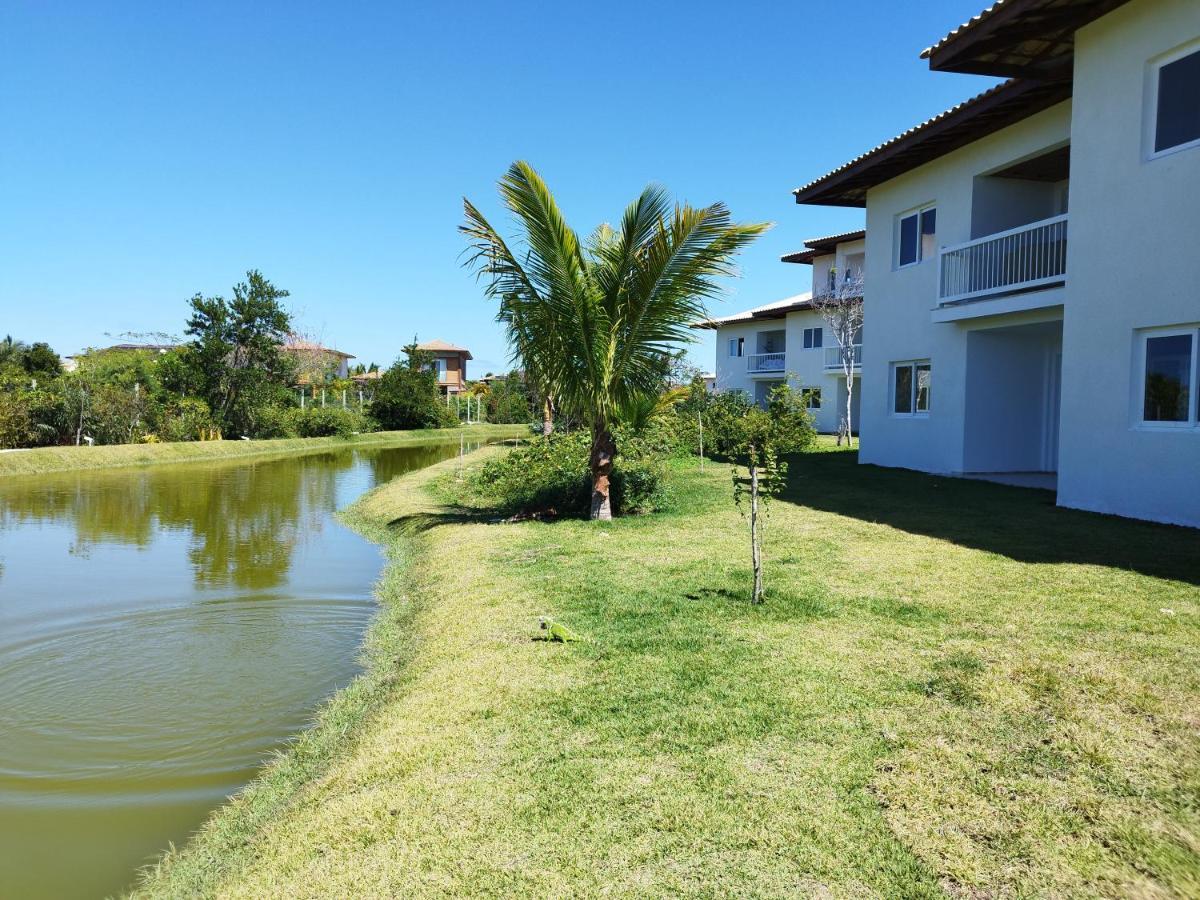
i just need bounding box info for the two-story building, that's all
[794,0,1199,528]
[416,339,472,396]
[696,230,865,435]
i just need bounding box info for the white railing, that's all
[747,352,786,374]
[938,214,1068,305]
[824,344,862,369]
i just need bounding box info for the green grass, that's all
[0,424,527,477]
[132,445,1200,898]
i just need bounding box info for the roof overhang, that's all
[792,78,1071,207]
[781,229,866,264]
[922,0,1133,78]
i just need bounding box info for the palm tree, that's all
[462,161,768,520]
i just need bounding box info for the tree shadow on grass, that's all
[387,507,500,536]
[778,450,1200,587]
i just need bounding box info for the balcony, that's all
[938,214,1068,305]
[824,344,862,370]
[747,352,786,375]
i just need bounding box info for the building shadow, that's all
[776,450,1200,587]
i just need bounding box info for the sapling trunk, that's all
[749,452,764,604]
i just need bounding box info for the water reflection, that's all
[0,439,473,900]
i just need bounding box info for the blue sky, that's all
[0,1,996,376]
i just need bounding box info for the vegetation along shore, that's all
[133,441,1199,898]
[0,424,527,478]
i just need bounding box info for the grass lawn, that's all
[0,424,527,477]
[134,444,1200,898]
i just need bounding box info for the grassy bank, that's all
[133,446,1199,898]
[0,424,527,478]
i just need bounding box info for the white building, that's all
[793,0,1200,529]
[696,231,865,435]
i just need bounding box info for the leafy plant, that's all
[468,430,669,518]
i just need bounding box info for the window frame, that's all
[895,203,937,269]
[1136,325,1200,429]
[728,336,744,358]
[804,386,822,411]
[891,359,931,418]
[802,327,823,350]
[1146,39,1200,161]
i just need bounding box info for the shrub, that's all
[250,405,300,439]
[469,429,668,517]
[294,406,365,438]
[159,397,216,442]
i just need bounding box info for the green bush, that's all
[469,429,669,517]
[250,405,370,439]
[294,406,366,438]
[159,397,216,442]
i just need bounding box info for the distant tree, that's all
[705,386,815,604]
[487,370,533,424]
[22,342,62,378]
[0,336,28,372]
[182,270,294,436]
[370,339,453,430]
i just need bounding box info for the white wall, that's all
[1057,0,1200,527]
[858,102,1073,474]
[711,306,858,433]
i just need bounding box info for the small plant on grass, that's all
[706,386,814,603]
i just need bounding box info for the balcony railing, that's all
[747,352,786,374]
[938,213,1068,305]
[824,344,862,370]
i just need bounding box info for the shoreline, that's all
[128,443,512,897]
[0,424,527,478]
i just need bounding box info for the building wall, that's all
[436,353,468,392]
[858,101,1073,474]
[712,306,857,434]
[1057,0,1200,527]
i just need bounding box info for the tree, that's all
[706,386,815,604]
[0,336,28,371]
[810,270,865,447]
[487,370,533,424]
[462,161,767,519]
[370,339,454,430]
[182,270,294,436]
[22,342,62,378]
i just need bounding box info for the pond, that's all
[0,440,474,899]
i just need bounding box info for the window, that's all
[1152,45,1200,156]
[728,337,744,357]
[802,327,823,349]
[897,204,936,268]
[892,360,931,416]
[804,387,821,410]
[1139,327,1199,426]
[434,358,448,380]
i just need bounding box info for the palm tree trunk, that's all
[589,425,616,521]
[542,396,554,437]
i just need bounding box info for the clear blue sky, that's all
[0,1,996,377]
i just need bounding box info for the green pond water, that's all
[0,440,474,899]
